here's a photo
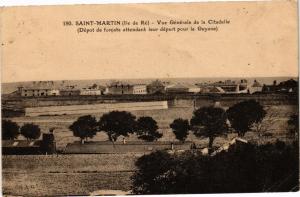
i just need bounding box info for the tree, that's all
[20,123,41,140]
[170,118,189,142]
[69,115,98,144]
[2,120,20,140]
[227,100,266,137]
[99,111,136,142]
[136,116,162,141]
[190,106,228,152]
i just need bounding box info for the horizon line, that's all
[1,75,298,84]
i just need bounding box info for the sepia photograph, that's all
[1,0,299,196]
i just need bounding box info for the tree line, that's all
[69,111,162,144]
[2,100,298,150]
[68,99,269,146]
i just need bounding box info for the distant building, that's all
[132,84,147,94]
[248,80,263,94]
[105,81,147,95]
[262,79,298,93]
[213,80,239,93]
[59,85,81,96]
[187,84,201,93]
[277,79,298,93]
[80,85,105,95]
[198,79,248,94]
[146,80,167,94]
[18,81,60,97]
[166,84,201,94]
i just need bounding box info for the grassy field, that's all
[3,171,133,196]
[2,154,138,196]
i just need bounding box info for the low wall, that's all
[25,101,168,117]
[64,141,193,154]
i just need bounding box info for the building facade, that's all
[248,80,263,94]
[18,87,60,97]
[132,85,147,94]
[105,81,147,95]
[59,85,81,96]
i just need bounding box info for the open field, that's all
[3,171,133,196]
[2,154,138,196]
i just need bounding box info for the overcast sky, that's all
[1,1,298,83]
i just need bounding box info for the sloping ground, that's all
[2,154,138,196]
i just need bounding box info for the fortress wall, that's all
[25,101,168,117]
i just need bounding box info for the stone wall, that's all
[25,101,168,117]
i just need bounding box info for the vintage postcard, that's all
[1,0,299,196]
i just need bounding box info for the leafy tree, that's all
[69,115,98,144]
[288,113,299,140]
[190,106,228,152]
[2,120,20,140]
[136,116,162,141]
[170,118,190,142]
[227,100,266,136]
[99,111,136,142]
[20,123,41,140]
[131,141,299,194]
